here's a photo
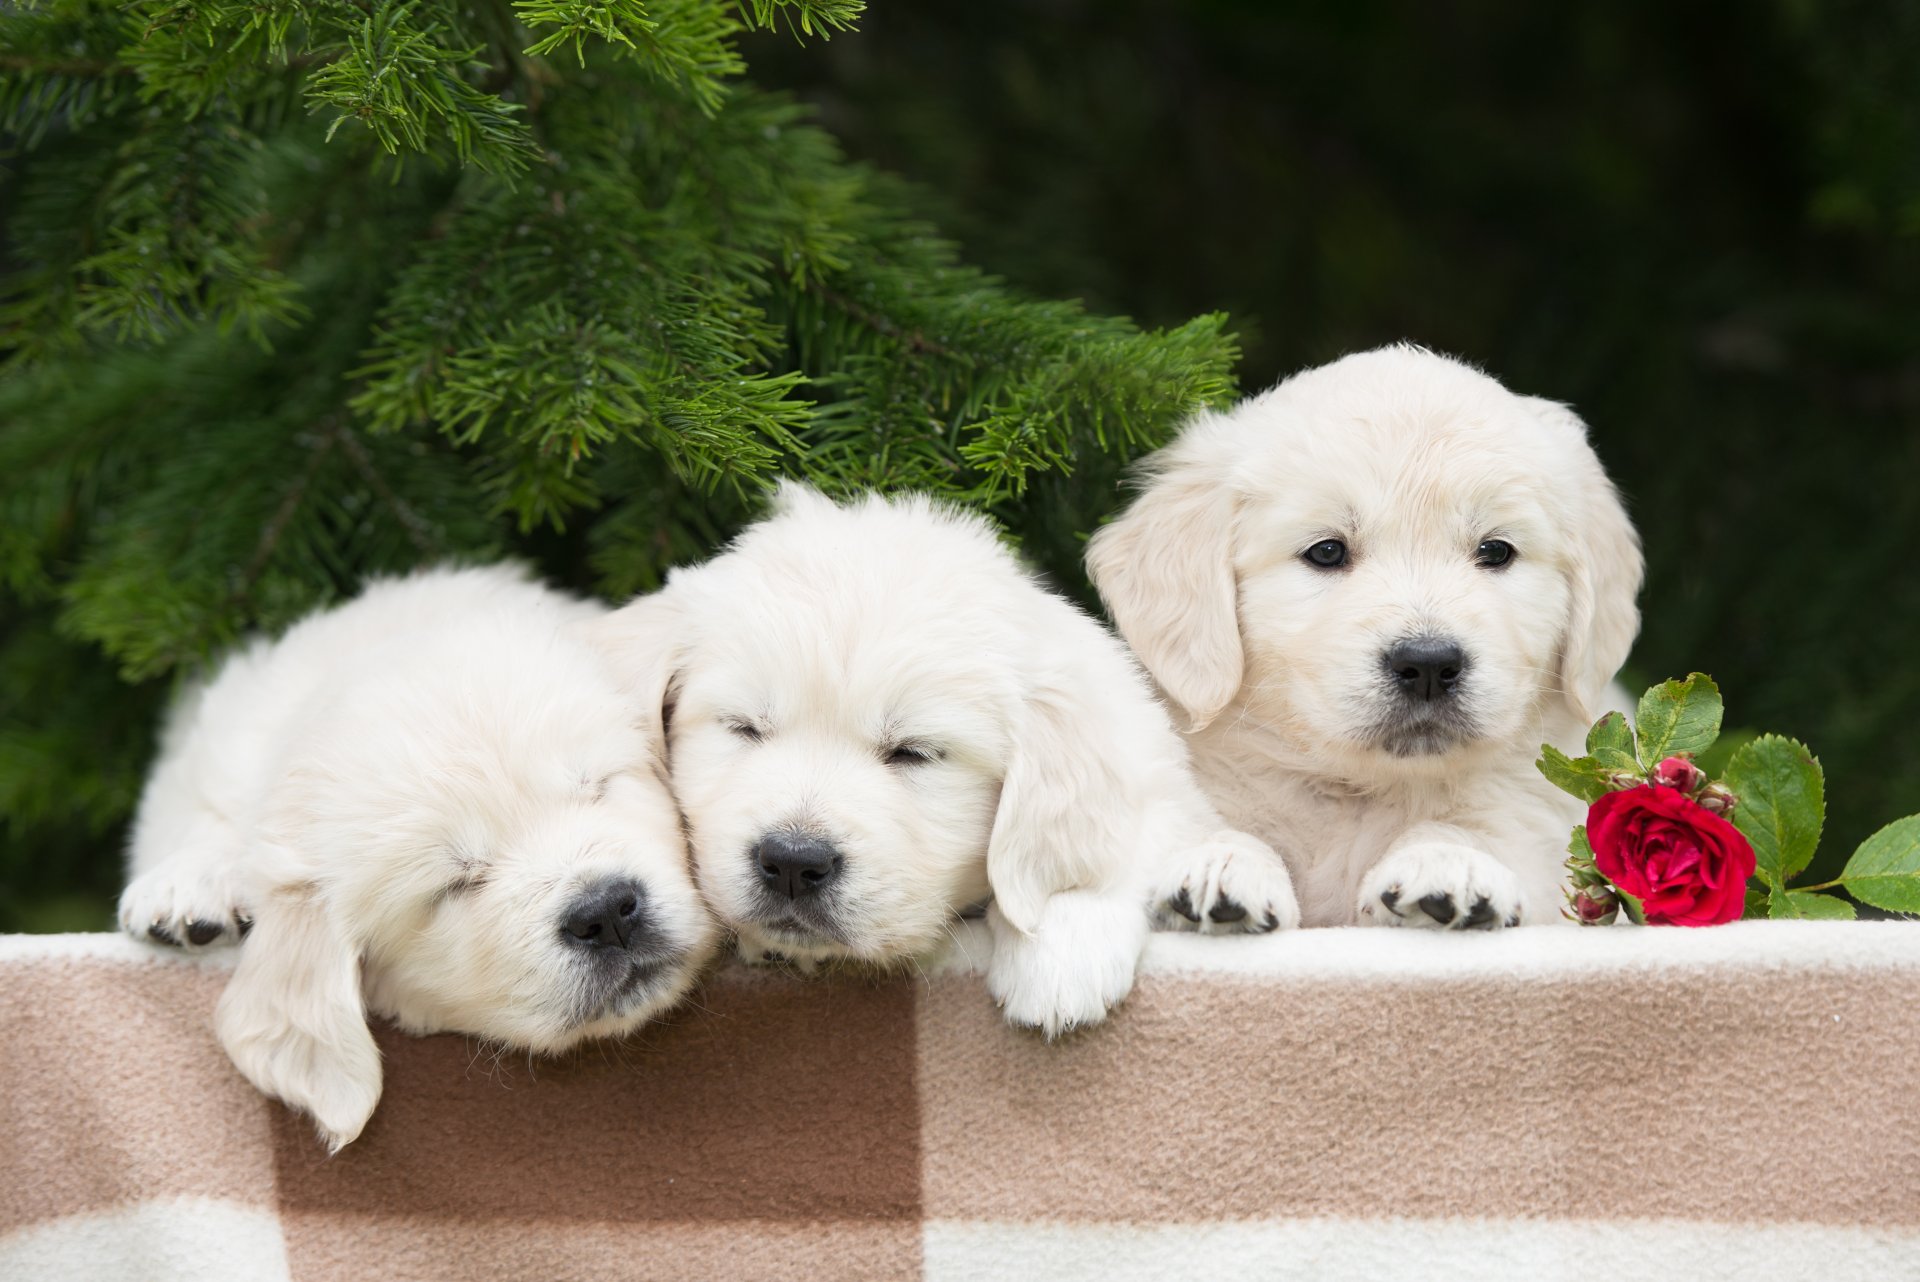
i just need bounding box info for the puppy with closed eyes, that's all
[1088,344,1643,930]
[120,565,718,1149]
[594,485,1297,1037]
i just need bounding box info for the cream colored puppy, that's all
[120,565,718,1149]
[1088,345,1642,930]
[596,486,1297,1037]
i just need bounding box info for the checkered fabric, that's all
[4,922,1918,1281]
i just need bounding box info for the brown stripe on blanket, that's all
[279,1216,919,1282]
[276,969,920,1240]
[919,968,1920,1225]
[0,955,279,1232]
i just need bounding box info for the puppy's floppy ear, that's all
[1526,397,1644,721]
[214,880,379,1153]
[580,588,686,767]
[985,684,1132,935]
[1085,423,1242,731]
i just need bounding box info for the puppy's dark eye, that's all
[1302,539,1349,569]
[883,742,939,767]
[725,718,764,742]
[1475,539,1516,569]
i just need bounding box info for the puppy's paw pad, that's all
[1154,833,1300,935]
[1206,896,1249,925]
[1358,845,1522,931]
[119,864,251,951]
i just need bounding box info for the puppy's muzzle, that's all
[1384,635,1468,703]
[561,877,688,1023]
[560,877,656,953]
[752,831,843,900]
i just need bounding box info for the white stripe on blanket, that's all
[922,1217,1920,1282]
[0,932,234,967]
[0,1197,292,1282]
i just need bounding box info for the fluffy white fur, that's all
[120,565,719,1150]
[1087,345,1643,930]
[594,486,1298,1037]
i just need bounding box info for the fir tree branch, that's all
[303,0,537,175]
[0,54,137,77]
[242,428,336,586]
[332,420,439,555]
[808,279,958,358]
[733,0,862,40]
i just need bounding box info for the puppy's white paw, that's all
[1153,829,1301,934]
[1357,843,1524,930]
[119,858,253,949]
[987,892,1146,1038]
[733,928,827,975]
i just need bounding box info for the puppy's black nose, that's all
[754,832,843,900]
[1386,637,1467,702]
[561,878,651,950]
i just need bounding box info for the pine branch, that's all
[304,0,537,174]
[241,427,337,586]
[331,420,440,554]
[0,54,136,77]
[733,0,862,40]
[516,0,743,115]
[0,8,139,143]
[0,0,1258,921]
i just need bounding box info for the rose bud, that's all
[1696,782,1738,816]
[1651,755,1707,792]
[1567,885,1619,926]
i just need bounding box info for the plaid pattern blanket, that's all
[4,922,1918,1281]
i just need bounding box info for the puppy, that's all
[120,565,718,1149]
[593,486,1298,1037]
[1087,345,1642,930]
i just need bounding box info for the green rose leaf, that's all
[1593,745,1641,774]
[1538,745,1612,803]
[1635,672,1724,763]
[1695,727,1759,781]
[1768,889,1856,921]
[1615,887,1647,925]
[1586,711,1637,764]
[1723,734,1824,888]
[1567,825,1596,862]
[1837,815,1920,914]
[1742,883,1771,920]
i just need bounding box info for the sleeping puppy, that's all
[120,565,718,1150]
[1087,345,1642,930]
[594,485,1297,1037]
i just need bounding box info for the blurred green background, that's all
[5,0,1916,927]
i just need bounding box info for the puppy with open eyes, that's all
[1087,344,1643,930]
[120,565,718,1150]
[594,485,1298,1037]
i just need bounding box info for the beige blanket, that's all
[3,923,1918,1281]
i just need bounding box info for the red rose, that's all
[1586,784,1756,926]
